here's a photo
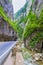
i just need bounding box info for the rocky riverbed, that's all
[21,43,43,65]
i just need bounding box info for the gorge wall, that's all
[0,0,17,41]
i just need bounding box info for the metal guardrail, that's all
[0,41,18,65]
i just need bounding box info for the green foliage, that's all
[17,12,29,24]
[22,9,43,47]
[0,6,23,38]
[39,9,43,24]
[29,31,43,48]
[0,5,43,48]
[22,48,32,59]
[0,6,17,31]
[23,10,43,40]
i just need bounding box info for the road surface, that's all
[0,41,17,65]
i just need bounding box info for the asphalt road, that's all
[0,41,17,64]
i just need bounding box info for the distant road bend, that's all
[0,41,17,65]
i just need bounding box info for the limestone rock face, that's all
[0,0,18,41]
[0,17,17,41]
[0,0,14,20]
[32,0,43,15]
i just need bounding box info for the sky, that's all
[12,0,26,13]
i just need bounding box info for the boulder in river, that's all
[33,53,43,61]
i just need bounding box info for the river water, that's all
[21,44,39,65]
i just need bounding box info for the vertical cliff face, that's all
[32,0,43,15]
[0,17,17,41]
[0,0,14,21]
[23,0,43,52]
[0,0,17,41]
